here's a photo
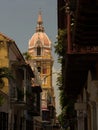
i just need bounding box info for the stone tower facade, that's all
[28,12,55,124]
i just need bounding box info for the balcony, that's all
[71,45,98,54]
[10,88,26,109]
[27,91,41,116]
[42,109,50,123]
[14,101,26,109]
[48,104,55,119]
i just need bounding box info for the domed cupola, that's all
[28,11,52,57]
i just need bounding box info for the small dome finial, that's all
[37,10,43,24]
[36,10,44,32]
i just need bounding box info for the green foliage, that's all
[23,52,31,61]
[58,90,76,129]
[0,67,14,106]
[58,106,70,129]
[56,72,62,90]
[0,67,14,88]
[59,90,76,116]
[54,19,76,129]
[66,100,76,118]
[59,90,69,109]
[58,111,67,128]
[54,29,67,63]
[58,102,76,129]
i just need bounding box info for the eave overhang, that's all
[57,0,66,29]
[57,0,98,98]
[64,52,98,97]
[73,2,98,45]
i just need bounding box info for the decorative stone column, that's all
[89,102,97,130]
[88,80,98,130]
[77,110,84,130]
[75,102,87,130]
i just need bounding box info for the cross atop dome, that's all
[37,10,43,24]
[36,11,44,32]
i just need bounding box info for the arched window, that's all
[37,46,41,56]
[42,67,47,74]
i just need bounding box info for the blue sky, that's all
[0,0,57,53]
[0,0,61,115]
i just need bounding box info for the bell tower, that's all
[28,12,55,124]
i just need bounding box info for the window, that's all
[42,67,47,74]
[37,67,41,73]
[42,110,50,121]
[37,46,41,56]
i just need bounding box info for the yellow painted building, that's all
[0,33,26,94]
[0,33,36,130]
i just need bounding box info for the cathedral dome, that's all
[29,32,51,48]
[28,12,51,49]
